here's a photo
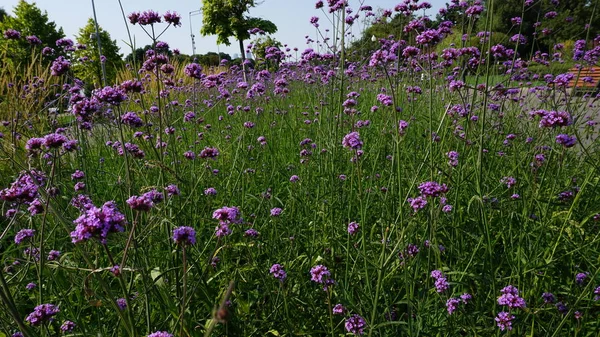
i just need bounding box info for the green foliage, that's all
[201,0,277,59]
[73,18,122,88]
[480,0,600,55]
[195,51,232,67]
[347,13,411,60]
[0,0,65,69]
[251,35,282,70]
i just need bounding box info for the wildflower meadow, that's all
[1,0,600,336]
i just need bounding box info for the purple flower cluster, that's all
[126,189,164,211]
[25,303,59,326]
[495,311,514,331]
[213,206,242,237]
[556,134,576,148]
[14,229,35,244]
[347,221,359,235]
[1,171,45,203]
[531,109,572,128]
[431,270,449,293]
[172,226,196,245]
[419,181,448,198]
[497,285,526,309]
[344,314,367,335]
[70,201,127,244]
[269,264,287,281]
[147,332,173,337]
[342,131,363,150]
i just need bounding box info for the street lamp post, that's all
[189,9,202,57]
[90,0,107,86]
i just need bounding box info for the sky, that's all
[1,0,448,58]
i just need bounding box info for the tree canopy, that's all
[73,18,122,88]
[200,0,277,62]
[0,0,65,67]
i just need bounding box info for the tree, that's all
[73,18,122,87]
[347,12,412,60]
[0,7,8,22]
[479,0,600,56]
[0,1,65,67]
[251,36,282,70]
[200,0,277,65]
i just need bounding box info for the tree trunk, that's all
[238,38,247,82]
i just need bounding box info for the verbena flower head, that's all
[497,285,526,309]
[495,311,514,331]
[212,206,242,224]
[70,201,127,244]
[60,320,76,332]
[345,314,367,335]
[310,264,330,283]
[15,229,35,244]
[3,29,21,40]
[270,207,282,216]
[556,134,576,148]
[446,297,460,315]
[172,226,196,245]
[575,272,589,285]
[184,63,203,79]
[342,131,363,150]
[270,264,287,281]
[542,292,556,303]
[347,221,359,235]
[147,331,173,337]
[418,181,448,198]
[333,303,345,315]
[163,11,181,26]
[26,303,59,326]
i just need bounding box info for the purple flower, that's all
[333,304,345,315]
[71,170,85,180]
[576,272,589,285]
[290,175,299,182]
[215,223,232,237]
[26,35,42,45]
[398,120,409,135]
[204,187,217,195]
[184,63,203,79]
[15,229,35,244]
[501,176,517,188]
[495,311,514,331]
[47,250,61,261]
[310,264,330,283]
[60,320,76,332]
[116,298,127,310]
[434,277,449,293]
[556,134,577,148]
[407,196,427,212]
[347,221,359,235]
[342,132,363,150]
[244,228,259,237]
[446,297,460,315]
[165,184,180,197]
[25,304,60,326]
[50,56,71,76]
[461,293,472,304]
[147,332,173,337]
[345,314,367,335]
[172,226,196,245]
[110,265,121,276]
[163,11,181,26]
[212,206,242,224]
[26,282,36,290]
[418,181,448,197]
[542,292,556,304]
[70,201,127,244]
[270,264,287,281]
[270,207,282,216]
[497,285,526,309]
[3,29,21,40]
[199,147,219,159]
[593,286,600,301]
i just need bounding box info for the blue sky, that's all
[2,0,447,57]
